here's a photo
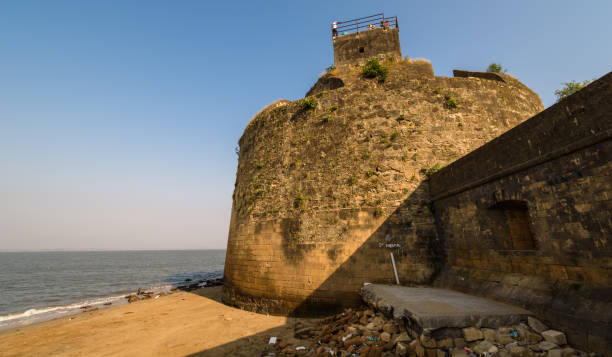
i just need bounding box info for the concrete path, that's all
[361,284,532,330]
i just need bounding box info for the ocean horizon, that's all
[0,249,226,331]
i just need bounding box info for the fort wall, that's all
[429,72,612,353]
[223,61,543,315]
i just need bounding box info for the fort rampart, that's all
[430,72,612,352]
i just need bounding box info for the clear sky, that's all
[1,1,610,251]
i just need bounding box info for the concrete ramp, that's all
[361,284,532,330]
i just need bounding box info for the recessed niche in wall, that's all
[359,47,365,53]
[489,200,536,250]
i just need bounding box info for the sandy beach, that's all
[0,286,317,357]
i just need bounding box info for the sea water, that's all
[0,250,225,330]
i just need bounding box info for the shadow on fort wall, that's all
[187,181,441,356]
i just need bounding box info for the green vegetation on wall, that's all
[554,79,592,102]
[362,58,389,82]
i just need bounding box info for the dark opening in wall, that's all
[489,200,536,250]
[359,47,365,53]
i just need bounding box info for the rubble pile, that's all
[263,307,591,357]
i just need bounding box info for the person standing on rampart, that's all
[332,21,339,37]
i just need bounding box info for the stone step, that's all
[361,284,532,330]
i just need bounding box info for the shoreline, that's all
[0,285,318,357]
[0,277,224,333]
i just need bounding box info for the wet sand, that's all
[0,286,315,357]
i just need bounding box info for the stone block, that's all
[542,330,567,345]
[537,340,560,351]
[462,327,483,342]
[527,317,549,333]
[482,328,496,342]
[473,340,496,354]
[420,334,436,348]
[450,349,468,357]
[509,345,527,357]
[453,338,466,348]
[548,350,563,357]
[436,338,453,349]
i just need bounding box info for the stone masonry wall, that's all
[223,60,543,316]
[429,72,612,354]
[333,28,401,69]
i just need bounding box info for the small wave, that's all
[0,293,128,323]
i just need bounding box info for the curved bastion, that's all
[223,60,543,315]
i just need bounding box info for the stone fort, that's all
[223,15,611,354]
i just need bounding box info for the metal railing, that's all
[332,13,398,36]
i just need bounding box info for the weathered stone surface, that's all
[451,349,468,357]
[509,345,528,357]
[542,330,567,346]
[482,328,496,342]
[380,332,391,343]
[537,340,560,351]
[224,55,543,317]
[473,340,495,354]
[361,285,531,330]
[306,76,345,97]
[528,317,549,333]
[452,70,506,83]
[333,28,401,69]
[463,327,484,342]
[429,72,612,355]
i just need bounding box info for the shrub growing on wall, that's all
[554,79,592,102]
[362,58,389,82]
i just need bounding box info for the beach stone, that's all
[462,327,483,342]
[527,317,549,333]
[542,330,567,345]
[127,295,138,303]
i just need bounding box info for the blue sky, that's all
[1,1,610,250]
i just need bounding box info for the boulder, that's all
[542,330,567,345]
[527,317,549,333]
